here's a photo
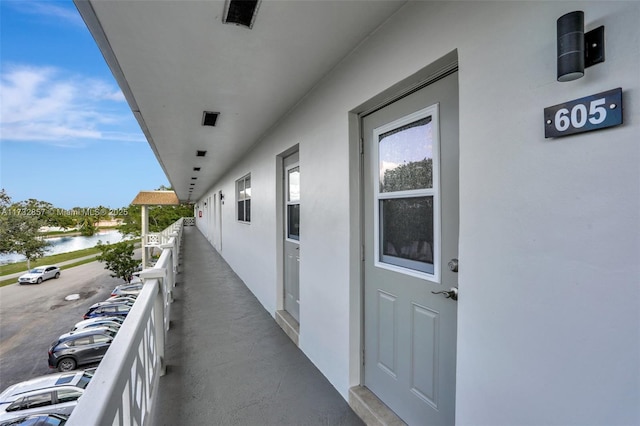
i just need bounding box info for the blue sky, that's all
[0,0,169,209]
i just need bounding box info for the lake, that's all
[0,229,132,265]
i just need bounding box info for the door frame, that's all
[275,145,301,343]
[347,50,459,415]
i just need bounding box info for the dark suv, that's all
[48,328,116,372]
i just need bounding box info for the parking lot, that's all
[0,261,122,390]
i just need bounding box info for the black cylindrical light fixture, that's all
[557,11,585,82]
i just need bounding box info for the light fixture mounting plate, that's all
[585,26,605,68]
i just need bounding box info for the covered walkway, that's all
[152,226,363,425]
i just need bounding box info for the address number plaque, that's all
[544,88,623,138]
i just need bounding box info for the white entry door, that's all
[283,152,300,322]
[363,71,459,425]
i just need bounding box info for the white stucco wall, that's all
[198,1,639,424]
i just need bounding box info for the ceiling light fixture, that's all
[196,150,207,157]
[193,167,201,171]
[202,111,219,127]
[222,0,261,29]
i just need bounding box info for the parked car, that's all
[71,318,122,332]
[72,316,124,328]
[48,327,117,372]
[104,295,137,305]
[0,370,93,422]
[110,282,143,297]
[82,302,131,320]
[65,325,120,337]
[0,413,68,426]
[17,266,60,285]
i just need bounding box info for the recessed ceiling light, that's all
[202,111,219,127]
[196,150,207,157]
[191,177,197,180]
[193,167,201,171]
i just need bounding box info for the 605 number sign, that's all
[544,88,623,138]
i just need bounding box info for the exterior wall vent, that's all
[196,150,207,157]
[223,0,260,29]
[202,111,219,127]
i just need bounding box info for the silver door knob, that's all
[448,258,458,272]
[431,287,458,301]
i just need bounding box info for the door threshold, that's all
[349,386,406,426]
[275,310,299,347]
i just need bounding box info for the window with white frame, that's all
[286,165,300,240]
[374,105,440,277]
[236,174,251,223]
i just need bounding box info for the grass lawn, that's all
[0,247,102,277]
[0,239,141,287]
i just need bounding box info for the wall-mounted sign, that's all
[544,88,623,138]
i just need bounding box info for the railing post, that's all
[139,268,167,376]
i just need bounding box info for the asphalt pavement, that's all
[0,259,123,390]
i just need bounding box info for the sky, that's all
[0,0,170,209]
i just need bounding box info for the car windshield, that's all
[30,268,44,273]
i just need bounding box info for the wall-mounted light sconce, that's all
[557,11,605,82]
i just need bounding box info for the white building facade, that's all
[193,3,639,425]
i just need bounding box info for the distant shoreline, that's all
[43,226,119,239]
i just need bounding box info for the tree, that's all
[0,190,50,269]
[77,216,97,236]
[95,240,139,283]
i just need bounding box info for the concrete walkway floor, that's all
[152,227,364,426]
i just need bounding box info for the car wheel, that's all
[57,358,77,372]
[36,277,43,284]
[55,272,60,279]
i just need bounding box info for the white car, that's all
[71,318,122,332]
[17,266,61,284]
[0,370,93,421]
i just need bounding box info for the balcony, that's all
[67,218,363,425]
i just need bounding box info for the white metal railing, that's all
[66,218,184,426]
[142,218,186,268]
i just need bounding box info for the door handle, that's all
[431,288,458,301]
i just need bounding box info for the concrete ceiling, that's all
[75,0,407,203]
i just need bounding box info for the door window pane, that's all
[287,204,300,240]
[379,116,433,192]
[288,167,300,201]
[286,164,300,241]
[380,196,434,273]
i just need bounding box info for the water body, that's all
[0,230,132,265]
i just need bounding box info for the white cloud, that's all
[0,64,144,145]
